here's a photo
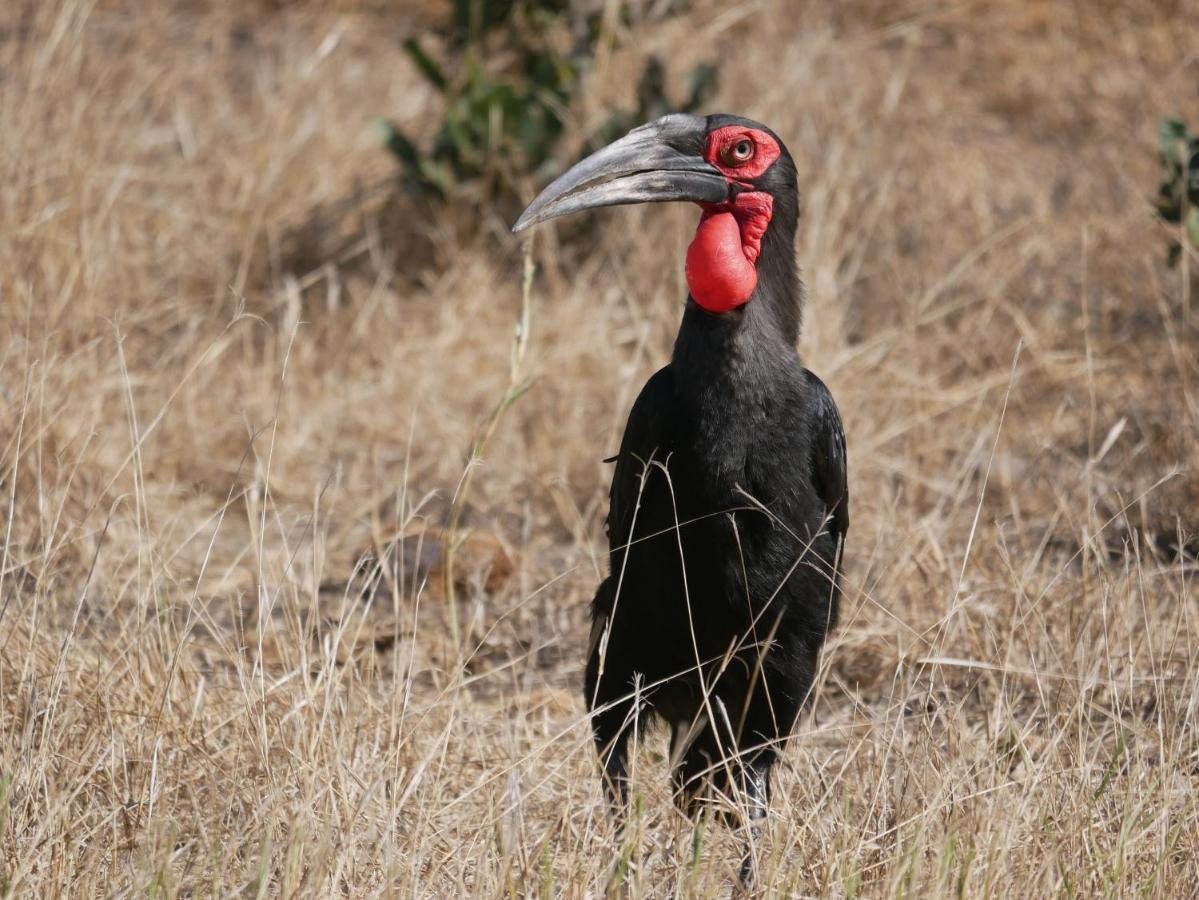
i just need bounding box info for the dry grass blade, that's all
[0,0,1196,897]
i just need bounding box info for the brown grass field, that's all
[2,0,1198,896]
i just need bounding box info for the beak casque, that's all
[512,114,728,233]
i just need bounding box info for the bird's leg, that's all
[599,735,631,819]
[585,674,634,820]
[736,761,770,889]
[595,720,640,894]
[583,602,640,825]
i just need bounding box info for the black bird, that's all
[513,114,848,878]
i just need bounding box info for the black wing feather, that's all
[606,366,675,557]
[803,369,849,546]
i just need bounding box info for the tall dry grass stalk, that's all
[0,0,1197,896]
[442,244,537,653]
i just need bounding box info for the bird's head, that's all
[513,113,799,318]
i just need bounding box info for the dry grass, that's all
[2,0,1198,896]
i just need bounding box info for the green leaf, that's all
[1187,146,1199,206]
[415,157,453,198]
[452,0,476,36]
[1093,728,1128,800]
[375,119,420,168]
[1186,207,1199,250]
[635,56,667,118]
[444,101,483,171]
[453,0,519,39]
[1158,118,1191,163]
[684,63,718,112]
[1156,186,1182,222]
[403,38,447,92]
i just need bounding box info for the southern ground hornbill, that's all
[514,114,849,878]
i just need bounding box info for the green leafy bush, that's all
[1153,118,1199,267]
[581,56,716,157]
[377,0,717,207]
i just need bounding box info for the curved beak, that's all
[512,114,728,234]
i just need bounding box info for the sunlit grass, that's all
[0,0,1196,896]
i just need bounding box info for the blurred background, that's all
[1,0,1197,895]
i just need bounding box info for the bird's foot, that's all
[736,823,762,894]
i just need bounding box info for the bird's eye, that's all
[722,138,755,166]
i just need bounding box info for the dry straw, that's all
[0,1,1196,896]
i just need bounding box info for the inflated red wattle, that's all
[685,191,774,313]
[686,211,757,312]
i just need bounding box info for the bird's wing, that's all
[606,365,675,556]
[803,369,849,546]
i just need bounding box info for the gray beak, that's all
[512,114,728,233]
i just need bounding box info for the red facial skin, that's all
[685,127,780,313]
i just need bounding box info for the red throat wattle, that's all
[685,191,774,313]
